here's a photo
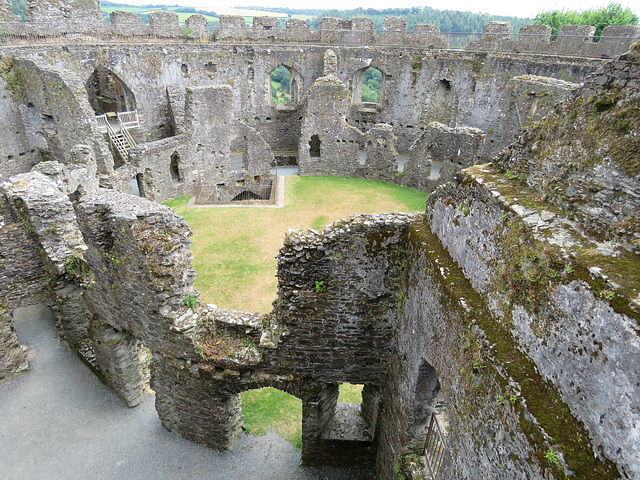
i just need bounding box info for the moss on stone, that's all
[465,164,640,323]
[407,220,620,479]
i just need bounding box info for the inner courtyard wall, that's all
[0,42,606,201]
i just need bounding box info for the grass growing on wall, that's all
[167,176,426,313]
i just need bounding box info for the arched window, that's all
[270,65,291,104]
[170,152,182,182]
[85,67,136,115]
[309,135,321,158]
[269,65,302,105]
[361,67,382,103]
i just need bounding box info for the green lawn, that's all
[241,383,364,449]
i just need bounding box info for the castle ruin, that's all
[1,1,639,479]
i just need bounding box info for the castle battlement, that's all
[1,0,639,58]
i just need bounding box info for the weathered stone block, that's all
[25,0,104,25]
[148,11,179,26]
[109,11,141,25]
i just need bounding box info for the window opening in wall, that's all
[397,155,410,172]
[362,67,382,103]
[130,176,140,196]
[230,136,248,170]
[170,152,182,182]
[135,173,145,198]
[241,387,302,449]
[322,383,377,443]
[409,360,450,478]
[359,150,367,166]
[338,383,363,404]
[428,161,441,180]
[309,135,321,158]
[270,65,291,105]
[205,62,217,74]
[86,66,136,115]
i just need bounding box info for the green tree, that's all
[8,0,25,20]
[362,67,381,103]
[533,3,638,37]
[271,65,291,104]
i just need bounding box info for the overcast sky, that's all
[122,0,640,20]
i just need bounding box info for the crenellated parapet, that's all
[2,5,638,58]
[469,21,640,58]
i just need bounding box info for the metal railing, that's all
[95,114,108,133]
[424,413,448,480]
[117,116,137,149]
[95,110,139,133]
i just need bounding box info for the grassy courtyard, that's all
[167,175,426,313]
[166,175,426,447]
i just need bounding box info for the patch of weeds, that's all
[64,255,92,283]
[184,293,199,309]
[506,169,520,180]
[600,290,615,300]
[472,357,486,373]
[314,280,327,293]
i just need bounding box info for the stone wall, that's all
[496,44,640,247]
[0,0,19,22]
[402,121,484,192]
[149,212,413,468]
[1,57,112,173]
[24,0,103,25]
[0,41,604,196]
[298,70,364,176]
[468,22,640,59]
[0,181,49,310]
[3,10,638,60]
[0,303,29,380]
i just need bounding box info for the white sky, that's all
[121,0,640,20]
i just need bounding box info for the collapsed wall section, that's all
[402,121,484,192]
[24,0,104,25]
[299,69,363,176]
[77,190,198,359]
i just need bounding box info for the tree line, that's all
[533,3,638,37]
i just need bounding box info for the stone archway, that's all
[407,359,444,452]
[86,66,136,115]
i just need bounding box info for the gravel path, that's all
[0,305,374,480]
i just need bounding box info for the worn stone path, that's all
[0,305,373,480]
